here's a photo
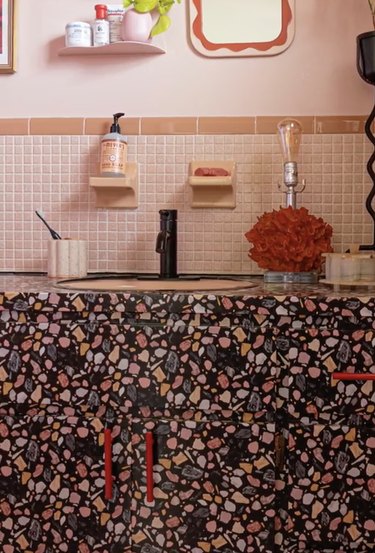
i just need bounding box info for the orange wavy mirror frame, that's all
[188,0,295,58]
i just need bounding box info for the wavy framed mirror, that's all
[189,0,295,58]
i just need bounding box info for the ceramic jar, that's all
[120,9,153,42]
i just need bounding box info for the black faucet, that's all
[155,209,177,279]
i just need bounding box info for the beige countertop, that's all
[0,272,374,297]
[0,272,374,320]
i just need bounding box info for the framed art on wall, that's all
[0,0,16,73]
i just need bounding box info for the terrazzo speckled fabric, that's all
[0,275,373,552]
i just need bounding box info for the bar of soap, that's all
[194,167,230,176]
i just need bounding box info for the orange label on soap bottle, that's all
[100,140,127,174]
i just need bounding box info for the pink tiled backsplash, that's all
[0,133,372,275]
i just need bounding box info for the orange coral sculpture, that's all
[245,206,333,272]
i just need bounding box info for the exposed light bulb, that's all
[277,119,303,163]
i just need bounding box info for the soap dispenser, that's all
[99,112,127,177]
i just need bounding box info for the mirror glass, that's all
[189,0,295,58]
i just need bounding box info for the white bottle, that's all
[99,113,127,177]
[65,22,92,47]
[107,4,125,44]
[93,4,110,46]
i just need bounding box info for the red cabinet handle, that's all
[104,429,113,500]
[146,432,154,502]
[332,372,375,381]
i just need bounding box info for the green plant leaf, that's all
[134,0,159,13]
[158,0,174,15]
[123,0,133,7]
[150,14,171,36]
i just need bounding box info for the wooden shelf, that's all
[58,41,165,56]
[89,163,138,208]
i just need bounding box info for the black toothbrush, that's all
[35,210,62,240]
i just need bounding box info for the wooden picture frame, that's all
[0,0,16,73]
[189,0,295,58]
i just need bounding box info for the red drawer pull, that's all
[104,429,113,500]
[146,432,154,502]
[332,372,375,381]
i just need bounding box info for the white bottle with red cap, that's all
[93,4,110,46]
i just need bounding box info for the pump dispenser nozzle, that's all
[110,112,125,133]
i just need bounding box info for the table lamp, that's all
[277,119,306,208]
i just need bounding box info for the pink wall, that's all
[1,0,373,118]
[1,2,374,275]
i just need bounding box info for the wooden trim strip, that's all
[85,117,140,135]
[0,116,370,136]
[316,116,367,134]
[256,116,315,134]
[0,118,28,135]
[198,117,255,135]
[30,118,84,135]
[140,117,197,135]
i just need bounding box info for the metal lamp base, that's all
[264,271,318,284]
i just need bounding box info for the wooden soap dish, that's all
[188,160,236,208]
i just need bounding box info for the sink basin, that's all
[56,276,257,292]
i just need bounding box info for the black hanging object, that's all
[357,31,375,250]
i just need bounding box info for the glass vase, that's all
[120,9,153,42]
